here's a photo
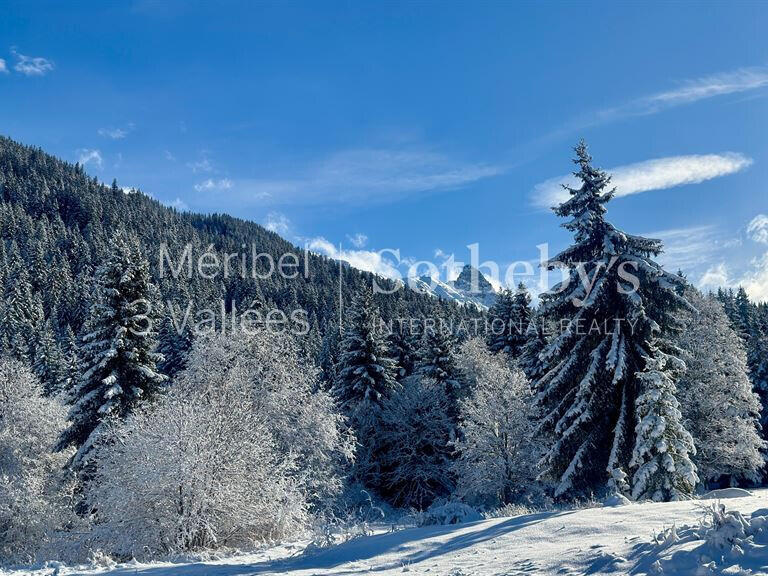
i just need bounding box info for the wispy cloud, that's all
[747,214,768,245]
[187,154,214,173]
[622,67,768,114]
[536,66,768,146]
[11,48,54,76]
[264,212,290,235]
[77,149,102,169]
[646,225,732,272]
[237,148,503,206]
[307,236,402,279]
[194,178,232,192]
[0,59,7,74]
[98,123,135,140]
[532,153,752,208]
[347,233,368,248]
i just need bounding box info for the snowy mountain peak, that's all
[408,265,498,310]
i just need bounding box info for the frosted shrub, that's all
[418,500,482,526]
[700,503,753,556]
[89,329,350,558]
[453,339,537,507]
[0,358,75,564]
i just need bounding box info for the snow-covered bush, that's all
[418,500,482,526]
[0,358,75,564]
[378,377,454,509]
[89,328,351,558]
[699,503,755,557]
[453,339,537,507]
[181,329,354,509]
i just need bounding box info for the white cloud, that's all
[699,262,731,291]
[169,197,189,211]
[11,49,54,76]
[238,148,503,206]
[747,214,768,245]
[307,236,401,279]
[535,66,768,146]
[742,253,768,302]
[264,212,290,235]
[0,59,7,74]
[347,233,368,248]
[532,153,752,208]
[187,156,214,173]
[98,123,134,140]
[194,178,232,192]
[77,149,102,169]
[646,225,731,273]
[588,67,768,127]
[164,150,176,161]
[631,67,768,112]
[699,256,768,303]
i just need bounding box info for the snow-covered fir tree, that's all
[534,141,698,501]
[520,310,549,382]
[414,324,462,422]
[33,318,62,395]
[629,344,698,501]
[676,290,765,485]
[487,283,533,359]
[56,326,80,396]
[332,289,399,485]
[2,240,40,361]
[453,338,536,506]
[56,232,166,470]
[156,313,193,378]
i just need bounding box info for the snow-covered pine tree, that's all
[332,289,399,485]
[333,290,399,423]
[414,324,462,422]
[676,290,765,485]
[534,141,697,501]
[57,232,166,470]
[157,313,192,378]
[520,310,548,382]
[32,318,62,396]
[487,283,533,359]
[487,289,514,353]
[2,240,39,361]
[56,325,80,396]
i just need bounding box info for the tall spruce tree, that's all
[414,324,462,422]
[332,289,399,485]
[534,141,697,500]
[487,283,534,359]
[57,232,166,469]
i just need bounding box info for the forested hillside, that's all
[0,135,479,390]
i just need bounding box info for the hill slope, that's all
[0,135,481,380]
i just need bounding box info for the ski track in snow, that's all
[7,490,768,576]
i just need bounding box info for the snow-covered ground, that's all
[7,490,768,576]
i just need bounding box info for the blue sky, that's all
[2,0,768,299]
